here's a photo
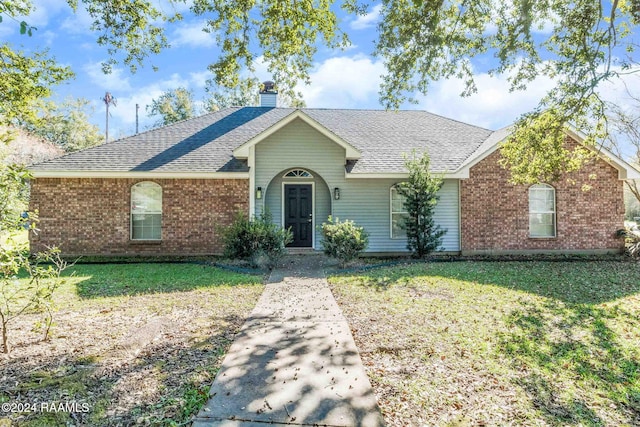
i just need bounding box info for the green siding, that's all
[255,118,341,247]
[253,118,460,252]
[334,179,460,252]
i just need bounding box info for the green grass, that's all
[66,263,262,298]
[2,263,264,426]
[329,260,640,426]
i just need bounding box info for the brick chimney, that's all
[259,81,277,107]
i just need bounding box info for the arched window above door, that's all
[283,169,313,178]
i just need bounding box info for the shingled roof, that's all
[30,107,495,174]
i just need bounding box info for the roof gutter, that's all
[29,170,250,179]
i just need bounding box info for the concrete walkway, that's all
[193,255,384,427]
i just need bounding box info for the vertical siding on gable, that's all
[335,178,460,252]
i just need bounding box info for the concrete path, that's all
[193,255,384,427]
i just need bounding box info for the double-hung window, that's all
[131,181,162,240]
[390,185,408,239]
[529,184,556,238]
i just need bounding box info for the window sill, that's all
[528,236,557,240]
[129,240,162,245]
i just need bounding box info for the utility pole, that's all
[136,103,140,134]
[102,92,117,143]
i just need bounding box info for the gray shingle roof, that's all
[30,107,495,174]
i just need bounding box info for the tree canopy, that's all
[147,87,196,128]
[3,0,640,182]
[20,98,104,152]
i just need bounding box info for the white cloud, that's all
[171,21,216,48]
[189,71,211,89]
[350,4,382,30]
[24,0,68,28]
[103,73,191,129]
[60,4,94,35]
[84,62,133,92]
[41,30,57,45]
[415,69,556,129]
[298,55,385,108]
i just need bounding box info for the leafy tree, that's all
[204,78,261,112]
[0,45,73,132]
[20,98,104,152]
[376,1,639,184]
[7,1,637,183]
[396,152,446,258]
[204,78,305,112]
[604,94,640,212]
[147,87,195,128]
[0,2,72,354]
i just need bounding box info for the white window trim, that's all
[131,181,162,241]
[283,169,314,178]
[390,185,408,239]
[528,184,556,238]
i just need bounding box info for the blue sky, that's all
[4,0,640,149]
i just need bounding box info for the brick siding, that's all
[29,178,249,256]
[460,141,625,254]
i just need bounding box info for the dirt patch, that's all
[0,286,262,426]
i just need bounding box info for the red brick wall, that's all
[29,178,249,256]
[460,144,625,254]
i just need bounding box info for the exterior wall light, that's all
[256,187,262,199]
[334,187,340,200]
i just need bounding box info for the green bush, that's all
[617,225,640,258]
[222,211,293,269]
[320,216,369,267]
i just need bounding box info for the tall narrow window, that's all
[390,185,408,239]
[529,184,556,238]
[131,181,162,240]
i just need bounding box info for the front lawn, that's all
[1,263,264,426]
[329,260,640,426]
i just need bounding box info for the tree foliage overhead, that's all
[19,98,104,152]
[147,87,196,128]
[376,0,639,183]
[3,0,640,182]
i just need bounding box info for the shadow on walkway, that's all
[193,255,384,426]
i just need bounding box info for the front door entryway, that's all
[284,184,313,247]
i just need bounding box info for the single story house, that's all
[28,87,640,256]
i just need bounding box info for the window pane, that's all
[391,189,406,213]
[529,185,555,237]
[392,213,408,238]
[132,214,161,240]
[132,182,162,214]
[529,213,555,237]
[529,187,554,212]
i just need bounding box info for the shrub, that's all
[396,151,447,258]
[321,216,369,267]
[222,211,293,269]
[617,225,640,258]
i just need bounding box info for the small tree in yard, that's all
[0,244,68,354]
[0,155,68,354]
[321,216,369,268]
[396,151,447,258]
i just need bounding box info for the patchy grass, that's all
[329,260,640,426]
[1,263,264,426]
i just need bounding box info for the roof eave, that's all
[456,126,640,181]
[29,170,250,179]
[345,170,469,179]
